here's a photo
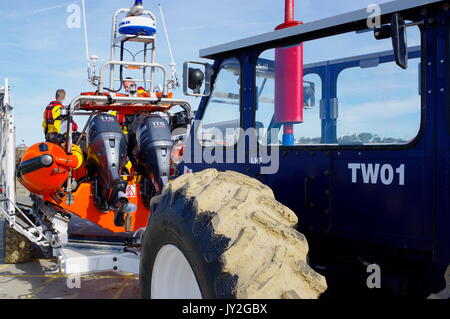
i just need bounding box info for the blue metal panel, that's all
[319,63,338,144]
[330,150,433,251]
[432,10,450,291]
[266,151,332,233]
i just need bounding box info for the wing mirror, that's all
[391,13,408,69]
[183,61,212,97]
[188,68,204,94]
[374,13,422,70]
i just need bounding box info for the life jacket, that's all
[137,87,150,98]
[42,101,78,135]
[43,101,63,134]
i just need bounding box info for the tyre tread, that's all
[147,169,326,299]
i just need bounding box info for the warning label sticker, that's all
[183,166,193,174]
[126,185,136,198]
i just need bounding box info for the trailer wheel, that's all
[3,221,31,264]
[140,169,327,299]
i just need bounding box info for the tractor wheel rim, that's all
[151,244,202,299]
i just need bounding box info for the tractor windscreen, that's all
[197,58,242,147]
[255,23,422,147]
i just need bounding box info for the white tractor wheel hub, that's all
[151,244,202,299]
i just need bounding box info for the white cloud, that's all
[32,2,74,15]
[337,97,421,139]
[341,97,421,122]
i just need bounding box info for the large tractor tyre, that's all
[3,222,31,264]
[140,169,327,299]
[428,265,450,299]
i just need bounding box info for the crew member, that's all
[42,89,78,144]
[110,78,150,133]
[123,77,150,97]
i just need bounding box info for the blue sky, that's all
[0,0,418,146]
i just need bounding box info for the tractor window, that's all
[198,58,241,147]
[255,25,422,147]
[256,66,322,145]
[337,60,421,145]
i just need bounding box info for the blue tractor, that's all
[139,0,450,298]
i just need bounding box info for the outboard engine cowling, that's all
[86,114,129,212]
[135,113,173,206]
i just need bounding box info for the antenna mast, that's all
[82,0,90,62]
[158,4,179,89]
[82,0,98,86]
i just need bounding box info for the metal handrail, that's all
[98,60,168,95]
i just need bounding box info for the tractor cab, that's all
[182,0,450,297]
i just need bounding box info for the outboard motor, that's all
[134,113,173,208]
[86,114,132,224]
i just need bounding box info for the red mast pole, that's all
[276,0,300,30]
[274,0,304,146]
[285,0,294,23]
